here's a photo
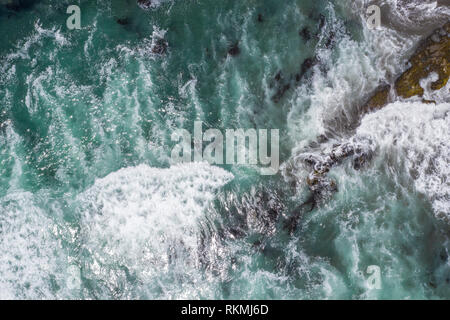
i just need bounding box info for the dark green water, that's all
[0,0,449,299]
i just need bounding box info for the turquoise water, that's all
[0,0,449,299]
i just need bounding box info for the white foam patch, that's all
[0,192,62,299]
[78,162,233,298]
[421,72,450,104]
[1,20,67,66]
[137,0,168,10]
[356,101,450,218]
[0,126,70,299]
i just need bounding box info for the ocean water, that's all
[0,0,449,299]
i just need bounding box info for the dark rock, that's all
[251,239,265,250]
[440,249,448,261]
[324,31,335,48]
[274,71,282,82]
[272,83,290,103]
[216,187,285,241]
[228,227,246,239]
[228,42,240,56]
[5,3,20,11]
[318,14,326,30]
[284,195,315,234]
[299,27,311,41]
[300,141,373,205]
[361,84,391,113]
[4,0,35,11]
[152,38,168,55]
[299,57,318,80]
[352,153,372,170]
[317,134,328,143]
[257,14,263,23]
[302,57,317,72]
[116,18,130,26]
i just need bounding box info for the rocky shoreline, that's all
[363,21,449,111]
[295,22,450,225]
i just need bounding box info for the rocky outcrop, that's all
[362,22,449,111]
[152,38,168,55]
[227,42,240,56]
[361,84,391,112]
[297,22,450,224]
[395,22,449,99]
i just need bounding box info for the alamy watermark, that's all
[171,121,279,175]
[66,5,81,30]
[62,4,380,31]
[366,5,381,30]
[366,265,382,290]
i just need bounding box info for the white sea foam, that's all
[0,191,62,299]
[1,20,67,65]
[137,0,168,10]
[355,101,450,218]
[78,162,233,298]
[0,124,75,299]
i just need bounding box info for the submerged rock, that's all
[151,38,168,55]
[257,14,263,23]
[3,0,36,11]
[274,71,282,82]
[116,17,130,26]
[270,71,293,102]
[299,27,311,41]
[299,57,318,79]
[284,195,315,234]
[323,31,335,49]
[272,83,290,103]
[228,42,240,56]
[214,187,285,241]
[272,57,318,102]
[318,14,326,30]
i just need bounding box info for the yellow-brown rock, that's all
[395,22,449,98]
[362,84,391,112]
